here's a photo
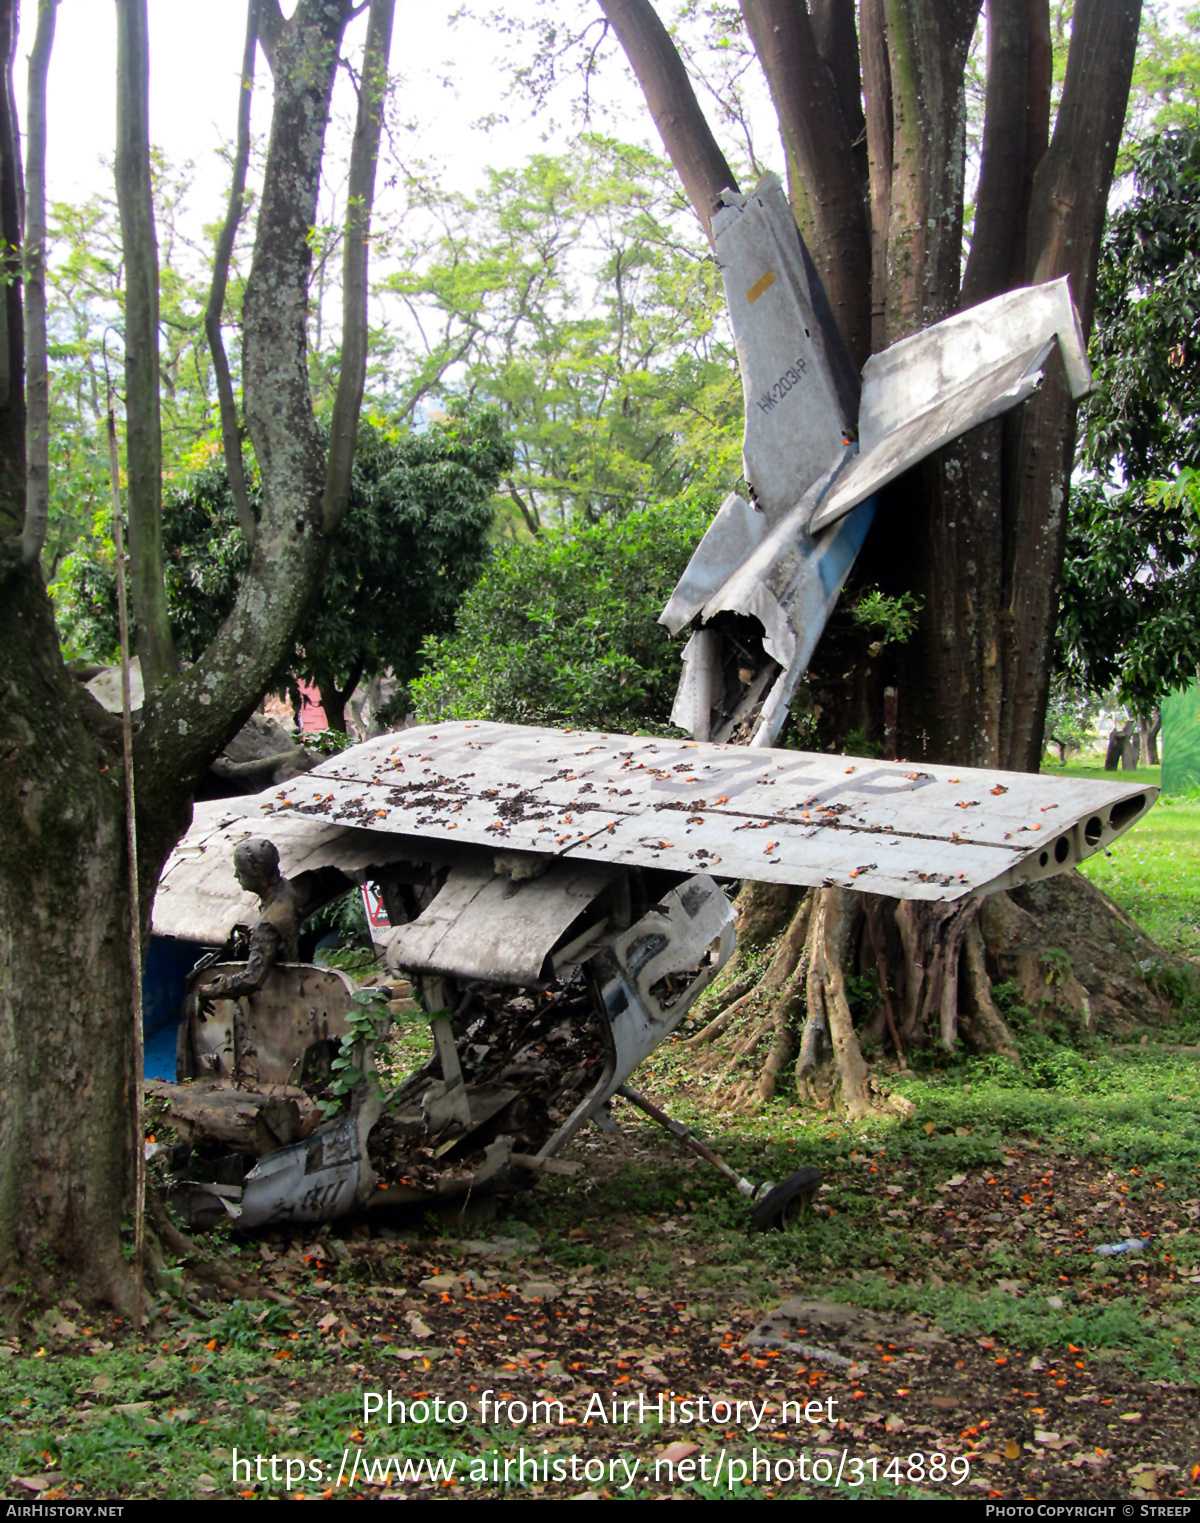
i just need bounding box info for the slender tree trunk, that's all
[880,0,981,338]
[321,0,395,534]
[739,0,872,367]
[1000,0,1141,772]
[596,0,739,242]
[204,0,258,550]
[1140,710,1161,766]
[115,0,175,693]
[20,0,56,567]
[0,0,23,539]
[960,0,1030,309]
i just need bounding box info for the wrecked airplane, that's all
[150,722,1154,1230]
[661,175,1092,747]
[147,175,1135,1233]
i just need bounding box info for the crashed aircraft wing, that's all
[209,721,1153,905]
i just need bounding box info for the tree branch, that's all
[1027,0,1141,332]
[257,0,285,73]
[739,0,872,369]
[880,0,983,337]
[1011,0,1052,288]
[595,0,739,242]
[859,0,892,354]
[960,0,1029,307]
[204,0,258,550]
[116,0,176,690]
[322,0,395,534]
[506,481,541,536]
[811,0,867,186]
[0,15,20,545]
[999,0,1142,771]
[139,0,358,808]
[20,0,57,566]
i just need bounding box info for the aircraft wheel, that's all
[749,1166,822,1232]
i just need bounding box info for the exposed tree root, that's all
[148,1192,257,1298]
[960,923,1019,1059]
[682,868,1190,1121]
[804,887,873,1119]
[684,891,812,1053]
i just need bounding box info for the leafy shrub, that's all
[412,495,716,733]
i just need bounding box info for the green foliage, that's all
[321,988,393,1118]
[41,154,237,580]
[0,1347,476,1500]
[1060,126,1200,711]
[54,413,509,725]
[849,587,923,647]
[206,1300,296,1351]
[412,495,715,732]
[1067,766,1200,959]
[303,728,357,757]
[1124,5,1200,155]
[844,971,881,1019]
[307,885,371,951]
[377,137,742,532]
[1042,676,1103,762]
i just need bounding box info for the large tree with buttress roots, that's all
[592,0,1174,1113]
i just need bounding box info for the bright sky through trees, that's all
[30,2,652,213]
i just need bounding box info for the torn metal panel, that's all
[537,874,736,1157]
[587,874,735,1078]
[228,721,1154,903]
[857,277,1091,452]
[809,279,1092,534]
[661,493,769,637]
[378,857,618,985]
[179,963,356,1086]
[698,498,878,745]
[670,628,725,740]
[86,658,145,712]
[232,1090,384,1230]
[152,800,420,944]
[715,174,853,521]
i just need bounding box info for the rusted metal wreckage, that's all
[153,723,1153,1230]
[150,174,1147,1232]
[663,174,1092,746]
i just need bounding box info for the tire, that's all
[749,1166,823,1232]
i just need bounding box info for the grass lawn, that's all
[3,1041,1198,1503]
[1042,754,1200,958]
[3,758,1198,1503]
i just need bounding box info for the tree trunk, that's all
[739,0,872,368]
[1140,710,1161,766]
[203,0,258,550]
[0,562,142,1306]
[600,0,1147,1113]
[1106,718,1135,770]
[115,0,175,693]
[596,0,739,242]
[1,0,392,1307]
[19,0,56,567]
